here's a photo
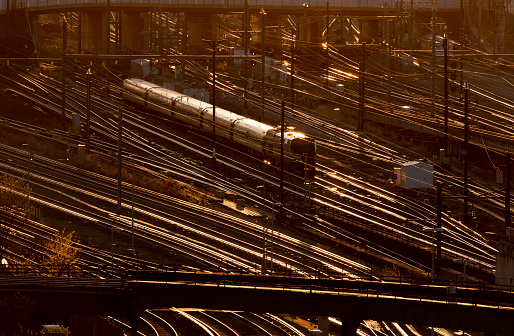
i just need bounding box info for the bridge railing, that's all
[1,0,462,12]
[124,267,514,294]
[2,262,511,294]
[0,274,127,288]
[124,270,514,310]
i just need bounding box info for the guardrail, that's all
[1,269,514,311]
[125,268,514,293]
[0,274,127,287]
[124,271,514,313]
[2,263,512,293]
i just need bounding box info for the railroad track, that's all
[0,64,501,279]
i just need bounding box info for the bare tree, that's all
[41,229,79,277]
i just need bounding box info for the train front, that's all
[288,135,316,179]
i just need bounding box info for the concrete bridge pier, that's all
[341,318,360,336]
[250,12,283,59]
[30,14,40,55]
[295,12,322,63]
[122,12,145,54]
[186,12,219,53]
[80,11,109,54]
[361,18,381,43]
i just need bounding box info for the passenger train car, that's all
[122,78,316,178]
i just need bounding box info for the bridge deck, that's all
[0,0,463,14]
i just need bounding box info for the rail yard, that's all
[1,3,514,336]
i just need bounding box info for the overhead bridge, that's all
[2,272,514,335]
[0,0,463,14]
[0,0,463,56]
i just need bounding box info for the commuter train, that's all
[122,78,316,178]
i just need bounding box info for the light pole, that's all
[260,7,266,123]
[86,67,91,155]
[21,143,32,219]
[260,7,268,271]
[423,227,445,283]
[111,226,122,277]
[325,1,330,89]
[302,3,308,40]
[270,202,282,271]
[202,38,226,170]
[454,259,476,285]
[61,14,67,128]
[131,154,135,257]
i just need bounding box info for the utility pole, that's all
[358,42,366,131]
[260,8,268,271]
[6,0,10,43]
[115,12,121,54]
[303,3,309,46]
[431,9,436,118]
[436,180,443,272]
[243,0,249,115]
[158,7,163,59]
[410,0,414,47]
[443,37,449,156]
[506,153,511,229]
[325,1,330,89]
[106,0,110,55]
[131,154,135,256]
[463,85,469,220]
[459,0,464,100]
[261,8,266,122]
[387,19,392,108]
[61,14,67,128]
[117,107,122,216]
[202,38,225,170]
[86,67,91,155]
[280,101,285,206]
[290,27,296,110]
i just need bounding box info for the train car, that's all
[122,78,316,178]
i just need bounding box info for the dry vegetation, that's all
[0,174,30,261]
[0,173,80,277]
[84,153,213,206]
[0,120,215,206]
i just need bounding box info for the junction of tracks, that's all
[1,0,514,334]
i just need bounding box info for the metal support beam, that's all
[436,180,442,272]
[280,101,285,205]
[443,36,449,156]
[358,42,365,131]
[506,153,511,229]
[202,38,225,170]
[463,85,469,217]
[61,14,67,128]
[117,107,122,216]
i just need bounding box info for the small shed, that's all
[395,160,433,189]
[41,325,66,335]
[130,58,151,78]
[308,330,323,335]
